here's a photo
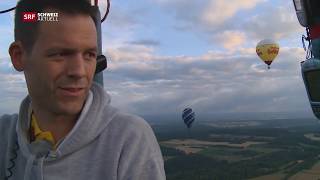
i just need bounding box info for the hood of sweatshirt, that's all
[16,82,118,160]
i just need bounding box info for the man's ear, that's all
[8,41,26,72]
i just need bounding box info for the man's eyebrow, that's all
[86,47,98,52]
[45,47,98,53]
[45,47,76,53]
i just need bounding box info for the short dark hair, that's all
[14,0,95,52]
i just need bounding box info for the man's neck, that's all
[31,107,79,143]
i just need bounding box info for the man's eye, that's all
[48,53,58,57]
[85,52,97,60]
[48,52,70,57]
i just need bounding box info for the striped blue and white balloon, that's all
[182,108,195,128]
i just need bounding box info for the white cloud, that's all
[213,31,246,50]
[107,45,155,62]
[152,0,304,51]
[202,0,264,26]
[243,5,304,41]
[102,42,310,117]
[0,72,27,115]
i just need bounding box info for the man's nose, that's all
[66,54,86,78]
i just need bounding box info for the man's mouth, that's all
[58,87,85,97]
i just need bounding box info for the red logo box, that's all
[22,12,37,22]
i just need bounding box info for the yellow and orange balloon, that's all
[256,39,279,69]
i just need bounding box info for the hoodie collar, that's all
[16,83,118,158]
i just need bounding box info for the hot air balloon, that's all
[256,39,279,69]
[182,108,195,128]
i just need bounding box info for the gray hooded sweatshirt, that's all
[0,83,166,180]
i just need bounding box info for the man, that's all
[0,0,166,179]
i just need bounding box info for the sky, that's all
[0,0,317,120]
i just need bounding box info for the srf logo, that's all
[22,12,37,22]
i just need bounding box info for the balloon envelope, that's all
[182,108,195,128]
[256,39,279,68]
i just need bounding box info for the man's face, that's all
[23,12,97,116]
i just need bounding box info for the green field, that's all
[152,118,320,180]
